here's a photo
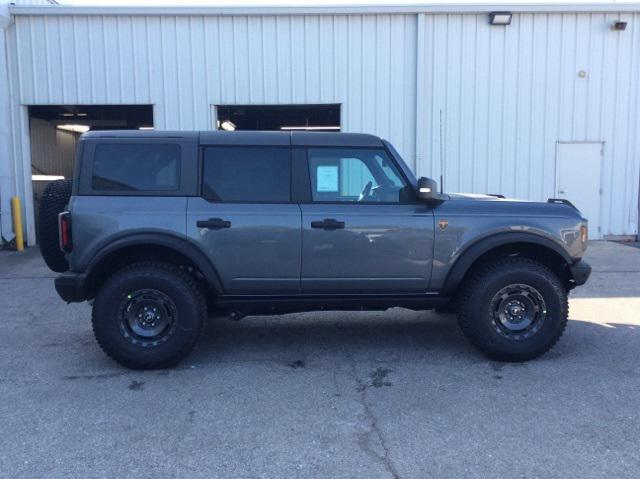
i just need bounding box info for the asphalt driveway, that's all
[1,241,639,478]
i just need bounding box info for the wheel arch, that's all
[83,233,223,298]
[442,232,574,295]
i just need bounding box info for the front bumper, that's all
[569,260,591,286]
[55,272,88,303]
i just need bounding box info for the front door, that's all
[300,147,434,293]
[187,146,301,294]
[556,142,603,238]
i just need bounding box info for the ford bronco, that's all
[38,131,591,369]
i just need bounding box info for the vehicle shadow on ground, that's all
[187,311,638,367]
[191,312,470,363]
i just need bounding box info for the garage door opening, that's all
[28,105,154,238]
[215,104,340,131]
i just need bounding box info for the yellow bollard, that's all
[10,196,24,252]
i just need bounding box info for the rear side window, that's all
[202,147,291,202]
[92,144,181,191]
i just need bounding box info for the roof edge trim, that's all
[9,3,640,17]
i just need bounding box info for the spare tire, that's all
[38,179,72,272]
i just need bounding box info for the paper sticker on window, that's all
[316,166,339,192]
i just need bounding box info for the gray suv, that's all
[39,131,591,369]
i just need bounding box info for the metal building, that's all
[1,1,639,245]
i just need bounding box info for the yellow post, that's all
[10,196,24,252]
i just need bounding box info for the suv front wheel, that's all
[457,257,568,361]
[92,262,206,369]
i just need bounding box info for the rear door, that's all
[187,144,301,294]
[299,146,434,293]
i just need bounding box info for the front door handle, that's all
[197,218,231,229]
[310,218,345,230]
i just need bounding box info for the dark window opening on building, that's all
[28,104,154,238]
[216,104,340,131]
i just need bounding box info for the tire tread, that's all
[457,256,569,361]
[91,261,206,369]
[37,179,72,272]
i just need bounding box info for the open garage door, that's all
[215,104,340,131]
[28,105,153,240]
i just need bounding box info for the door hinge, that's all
[598,226,601,232]
[599,187,603,195]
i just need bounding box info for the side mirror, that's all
[417,177,442,202]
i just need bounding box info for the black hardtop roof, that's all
[82,130,383,147]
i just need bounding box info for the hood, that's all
[443,192,585,220]
[446,192,530,202]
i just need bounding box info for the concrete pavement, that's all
[1,241,639,478]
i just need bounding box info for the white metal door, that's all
[556,142,603,238]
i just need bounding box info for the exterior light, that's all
[580,225,588,243]
[280,126,340,131]
[138,126,154,130]
[612,21,627,31]
[489,12,512,26]
[56,124,90,133]
[220,120,236,131]
[32,175,65,181]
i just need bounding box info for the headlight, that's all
[580,225,588,243]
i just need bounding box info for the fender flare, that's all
[441,232,573,294]
[85,232,224,293]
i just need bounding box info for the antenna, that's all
[439,109,445,194]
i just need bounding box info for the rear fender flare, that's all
[85,233,223,293]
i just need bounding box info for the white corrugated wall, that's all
[4,9,640,242]
[12,14,418,166]
[418,12,640,237]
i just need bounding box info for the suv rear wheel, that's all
[457,257,568,361]
[92,262,206,369]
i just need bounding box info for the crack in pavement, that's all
[347,356,401,479]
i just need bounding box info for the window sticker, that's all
[316,165,339,192]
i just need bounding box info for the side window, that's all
[202,147,291,202]
[308,148,414,203]
[92,143,181,191]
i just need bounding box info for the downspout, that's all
[0,1,16,244]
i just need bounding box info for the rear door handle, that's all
[310,218,345,230]
[197,218,231,229]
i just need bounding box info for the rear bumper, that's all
[569,261,591,286]
[54,272,88,303]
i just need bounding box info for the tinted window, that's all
[203,147,291,202]
[308,148,413,203]
[92,143,181,191]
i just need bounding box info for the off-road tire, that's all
[434,303,457,315]
[37,179,72,272]
[92,262,206,370]
[457,257,568,362]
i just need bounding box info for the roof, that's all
[82,130,384,147]
[9,2,640,16]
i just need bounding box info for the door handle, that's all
[197,218,231,229]
[310,218,345,230]
[558,190,566,194]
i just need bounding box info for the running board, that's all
[213,293,449,316]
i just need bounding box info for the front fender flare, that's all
[441,232,573,294]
